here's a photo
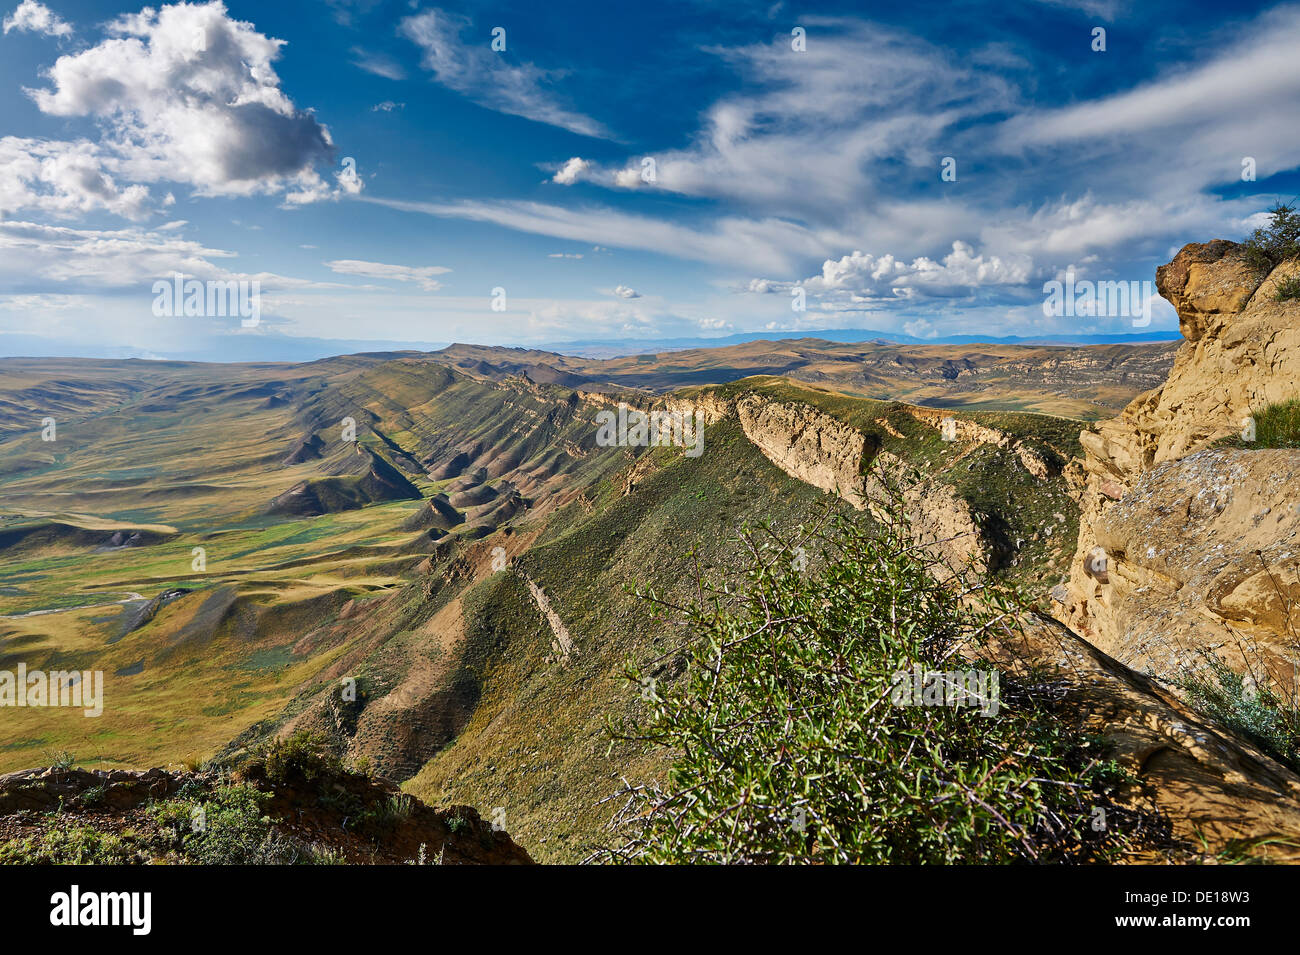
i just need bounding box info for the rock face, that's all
[1061,241,1300,683]
[995,613,1300,861]
[666,391,991,573]
[904,405,1056,479]
[733,395,877,507]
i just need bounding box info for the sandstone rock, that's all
[1154,240,1263,342]
[1063,241,1300,689]
[1072,449,1300,685]
[733,394,876,507]
[672,392,992,573]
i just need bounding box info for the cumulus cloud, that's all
[324,259,451,291]
[0,137,153,219]
[372,100,404,112]
[3,0,71,37]
[551,157,591,185]
[400,8,607,138]
[750,241,1033,305]
[485,13,1279,307]
[611,284,640,298]
[23,1,350,206]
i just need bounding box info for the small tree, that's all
[594,477,1156,864]
[1241,203,1300,275]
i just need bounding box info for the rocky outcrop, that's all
[0,763,534,865]
[1061,241,1300,683]
[733,395,877,507]
[904,406,1057,480]
[664,391,990,573]
[1078,449,1300,684]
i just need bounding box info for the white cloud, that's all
[551,157,591,185]
[3,0,71,37]
[611,284,640,299]
[564,21,1015,218]
[399,8,607,138]
[995,6,1300,203]
[324,258,451,291]
[0,292,91,310]
[1028,0,1121,20]
[363,196,847,274]
[372,100,405,112]
[25,1,349,205]
[751,241,1033,305]
[351,48,405,80]
[0,219,364,293]
[0,137,151,219]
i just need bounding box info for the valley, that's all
[0,311,1295,863]
[0,340,1117,859]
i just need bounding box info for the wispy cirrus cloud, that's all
[399,8,608,139]
[363,195,847,275]
[351,46,405,80]
[0,219,366,293]
[324,258,451,291]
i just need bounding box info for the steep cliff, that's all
[1061,241,1300,686]
[663,383,1081,580]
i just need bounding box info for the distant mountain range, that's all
[541,328,1183,358]
[0,327,1180,364]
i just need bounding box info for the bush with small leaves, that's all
[1241,203,1300,275]
[595,479,1155,864]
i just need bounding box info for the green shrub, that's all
[357,792,414,832]
[1274,275,1300,301]
[147,784,287,864]
[76,785,109,809]
[236,731,344,785]
[0,821,140,864]
[47,751,75,771]
[596,487,1149,864]
[1179,652,1300,773]
[1241,203,1300,275]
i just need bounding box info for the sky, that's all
[1,0,1298,360]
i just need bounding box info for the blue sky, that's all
[1,0,1297,360]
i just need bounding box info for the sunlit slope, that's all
[0,357,632,773]
[0,352,1089,858]
[432,338,1177,419]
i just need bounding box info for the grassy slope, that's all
[404,420,839,862]
[0,359,625,774]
